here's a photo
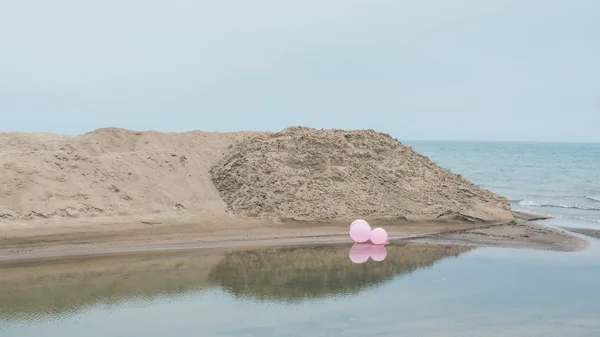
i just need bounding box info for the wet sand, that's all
[409,211,588,251]
[563,228,600,240]
[409,219,587,252]
[0,212,589,262]
[0,215,489,262]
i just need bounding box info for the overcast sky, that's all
[1,0,598,141]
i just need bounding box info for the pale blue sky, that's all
[1,0,598,141]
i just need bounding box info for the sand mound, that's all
[1,126,512,224]
[0,127,260,221]
[210,126,512,222]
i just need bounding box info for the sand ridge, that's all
[0,127,261,221]
[210,126,513,222]
[1,126,587,261]
[1,126,512,224]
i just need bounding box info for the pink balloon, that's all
[349,219,372,243]
[370,227,388,245]
[349,244,370,264]
[369,245,387,262]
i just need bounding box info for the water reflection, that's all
[349,243,387,263]
[0,249,224,323]
[209,242,472,302]
[0,242,473,322]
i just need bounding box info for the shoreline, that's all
[0,211,589,263]
[1,126,541,263]
[562,227,600,240]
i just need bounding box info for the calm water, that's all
[2,141,600,336]
[1,241,600,336]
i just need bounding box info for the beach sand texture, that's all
[0,127,261,221]
[1,126,512,223]
[211,126,513,222]
[0,126,587,258]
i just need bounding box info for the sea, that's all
[1,141,599,336]
[406,141,600,226]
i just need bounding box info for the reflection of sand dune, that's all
[0,249,225,321]
[209,242,473,302]
[0,242,472,321]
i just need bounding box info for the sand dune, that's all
[0,127,259,221]
[5,126,578,261]
[0,126,512,225]
[212,126,513,222]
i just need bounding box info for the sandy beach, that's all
[0,211,588,262]
[0,127,590,262]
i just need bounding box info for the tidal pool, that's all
[1,241,599,337]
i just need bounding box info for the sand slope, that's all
[1,126,512,225]
[210,126,513,222]
[0,127,258,221]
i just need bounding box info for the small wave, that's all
[516,200,600,211]
[586,196,600,203]
[570,216,600,224]
[553,214,600,224]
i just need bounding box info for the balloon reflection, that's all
[348,243,388,263]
